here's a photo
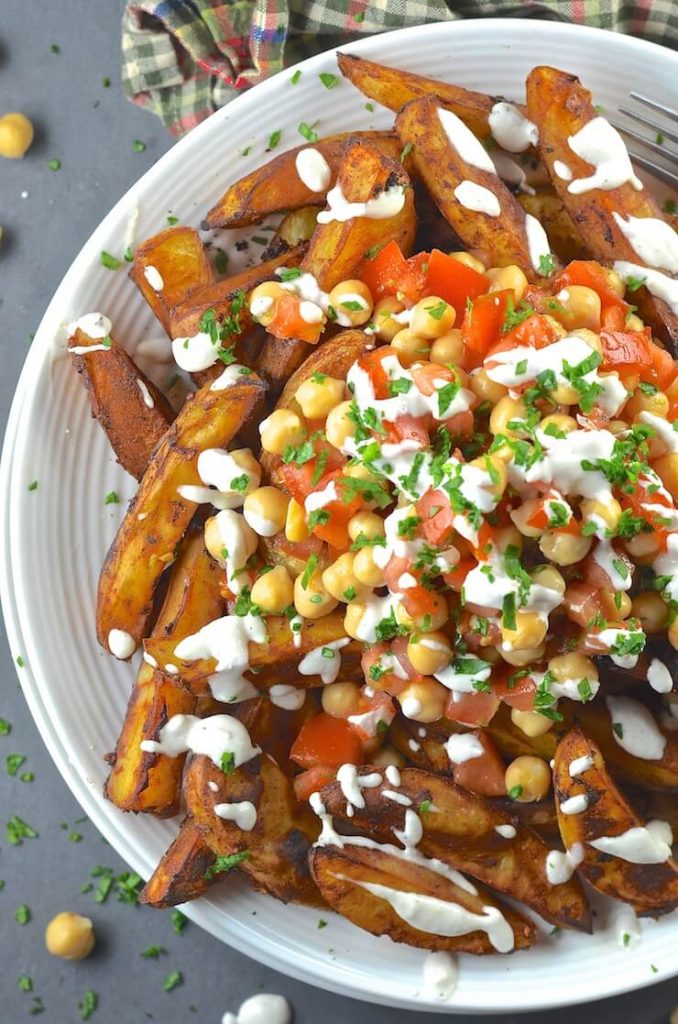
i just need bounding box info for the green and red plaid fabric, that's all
[122,0,677,136]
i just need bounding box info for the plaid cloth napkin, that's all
[122,0,677,136]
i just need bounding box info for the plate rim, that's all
[2,16,678,1014]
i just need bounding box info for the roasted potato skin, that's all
[337,52,501,139]
[396,95,537,277]
[70,328,174,481]
[302,137,416,292]
[96,375,266,653]
[554,727,678,915]
[104,533,224,816]
[319,767,591,932]
[129,226,214,334]
[139,819,218,908]
[310,843,536,954]
[517,190,582,264]
[204,132,403,229]
[526,65,678,349]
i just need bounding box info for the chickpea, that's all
[243,486,289,537]
[624,388,670,421]
[322,553,367,603]
[554,286,601,331]
[548,653,598,685]
[344,601,367,640]
[608,418,630,435]
[204,513,257,566]
[468,453,508,498]
[624,531,662,561]
[371,745,407,768]
[410,296,456,338]
[406,630,452,675]
[373,296,406,341]
[325,400,356,449]
[501,611,548,651]
[0,112,34,159]
[329,279,374,327]
[430,329,465,367]
[399,678,448,723]
[259,409,307,455]
[348,511,385,543]
[391,328,431,367]
[469,367,507,406]
[530,564,565,596]
[322,680,361,718]
[293,570,338,619]
[510,499,545,538]
[511,707,554,737]
[489,396,530,438]
[449,251,487,274]
[498,643,545,667]
[602,267,625,298]
[550,381,580,405]
[505,756,551,802]
[539,530,592,566]
[250,566,294,614]
[285,497,309,543]
[486,265,528,302]
[571,328,603,355]
[632,590,669,634]
[493,526,523,553]
[44,912,95,960]
[248,281,285,326]
[294,375,345,420]
[395,594,449,633]
[353,546,386,587]
[625,313,645,331]
[580,496,622,534]
[539,413,578,436]
[600,590,632,620]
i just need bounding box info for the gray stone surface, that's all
[0,1,677,1020]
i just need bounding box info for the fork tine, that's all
[612,120,678,161]
[618,106,678,147]
[629,92,678,124]
[626,148,678,189]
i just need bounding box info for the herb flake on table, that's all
[0,718,11,734]
[15,903,31,924]
[47,158,61,171]
[172,909,187,934]
[6,753,25,776]
[6,815,38,844]
[79,990,98,1020]
[163,970,183,992]
[132,139,146,153]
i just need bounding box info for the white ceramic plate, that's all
[2,18,677,1014]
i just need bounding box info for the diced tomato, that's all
[423,249,488,314]
[360,240,428,306]
[462,290,512,368]
[486,313,562,361]
[493,665,538,712]
[356,345,398,399]
[601,305,627,331]
[450,731,506,797]
[417,489,455,546]
[362,643,406,695]
[279,443,346,505]
[411,362,457,395]
[623,475,672,544]
[293,765,336,802]
[443,557,476,593]
[584,546,634,590]
[563,583,605,630]
[348,690,397,741]
[554,261,629,311]
[650,342,676,390]
[267,292,324,344]
[384,414,430,447]
[267,533,324,564]
[446,410,475,438]
[399,583,442,621]
[444,688,500,727]
[290,713,363,769]
[305,470,361,550]
[600,328,653,377]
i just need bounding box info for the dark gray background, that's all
[0,1,677,1020]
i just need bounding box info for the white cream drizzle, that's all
[453,180,501,217]
[143,265,164,291]
[444,732,484,764]
[589,820,673,864]
[136,379,155,409]
[171,332,220,372]
[295,147,332,193]
[553,159,573,181]
[545,843,584,884]
[559,794,589,815]
[607,694,667,760]
[336,764,383,814]
[210,364,252,391]
[612,213,678,273]
[108,628,136,660]
[438,108,497,174]
[494,824,517,839]
[614,261,678,316]
[317,184,406,224]
[567,117,642,194]
[488,102,539,153]
[268,683,305,711]
[140,713,260,769]
[524,213,552,274]
[569,754,595,777]
[215,800,257,831]
[174,613,266,704]
[222,993,291,1024]
[67,312,112,340]
[421,951,458,1001]
[648,658,673,695]
[298,639,351,685]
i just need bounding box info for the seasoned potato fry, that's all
[310,843,536,953]
[139,819,218,908]
[255,336,314,401]
[143,609,359,691]
[302,137,416,292]
[96,376,266,654]
[526,65,678,348]
[319,767,591,931]
[70,327,174,481]
[517,189,582,264]
[129,226,214,334]
[274,207,319,248]
[204,132,403,229]
[396,96,540,276]
[337,53,501,140]
[554,727,678,915]
[104,534,224,816]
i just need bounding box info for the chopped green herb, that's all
[27,480,38,492]
[47,158,61,171]
[204,851,250,880]
[399,142,413,163]
[20,773,34,783]
[502,592,517,631]
[15,903,31,924]
[100,250,121,271]
[298,122,319,143]
[419,800,432,815]
[290,69,302,85]
[625,274,647,292]
[656,132,665,145]
[301,554,319,590]
[172,910,187,934]
[6,754,25,777]
[267,129,282,150]
[79,991,98,1019]
[507,785,523,801]
[16,656,25,668]
[308,509,330,528]
[502,297,535,332]
[319,72,338,89]
[355,10,365,21]
[141,945,166,958]
[220,751,235,775]
[6,816,38,845]
[50,44,60,53]
[69,831,83,843]
[538,252,555,277]
[317,918,328,928]
[123,246,134,262]
[343,585,357,601]
[104,491,119,505]
[166,215,179,226]
[364,101,375,112]
[19,975,33,991]
[612,721,624,740]
[229,473,250,493]
[214,249,228,274]
[425,299,448,321]
[102,76,111,87]
[132,139,146,152]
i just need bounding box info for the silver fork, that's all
[613,93,678,190]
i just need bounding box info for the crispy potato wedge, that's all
[260,329,370,483]
[144,608,360,691]
[70,327,174,481]
[396,95,540,276]
[554,727,678,915]
[517,189,582,263]
[104,534,224,816]
[337,53,502,140]
[129,227,214,334]
[274,207,319,248]
[204,132,403,229]
[310,843,536,954]
[96,375,266,653]
[302,137,416,292]
[526,66,678,348]
[139,818,217,908]
[255,336,314,401]
[319,767,591,932]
